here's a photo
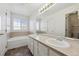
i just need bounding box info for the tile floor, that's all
[5,46,33,56]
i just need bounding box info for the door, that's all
[38,43,48,56]
[0,34,7,55]
[33,40,38,56]
[28,38,34,55]
[65,11,78,38]
[48,48,65,56]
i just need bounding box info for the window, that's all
[13,18,21,30]
[13,17,27,31]
[21,20,27,31]
[36,21,40,31]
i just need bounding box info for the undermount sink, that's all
[46,38,70,48]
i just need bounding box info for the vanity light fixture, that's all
[39,3,56,14]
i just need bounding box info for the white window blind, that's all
[13,17,27,31]
[13,18,21,30]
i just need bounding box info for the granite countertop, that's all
[29,34,79,56]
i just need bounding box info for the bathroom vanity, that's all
[28,34,79,56]
[28,34,66,56]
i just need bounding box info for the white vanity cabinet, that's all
[28,36,65,56]
[48,48,65,56]
[29,38,49,56]
[38,42,48,56]
[28,37,34,55]
[33,40,38,56]
[0,34,7,56]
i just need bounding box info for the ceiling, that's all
[0,3,76,17]
[0,3,45,16]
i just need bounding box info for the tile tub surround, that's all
[9,32,33,38]
[29,34,79,56]
[5,46,33,56]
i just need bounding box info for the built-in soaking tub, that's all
[7,36,29,49]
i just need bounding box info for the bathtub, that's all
[7,36,29,49]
